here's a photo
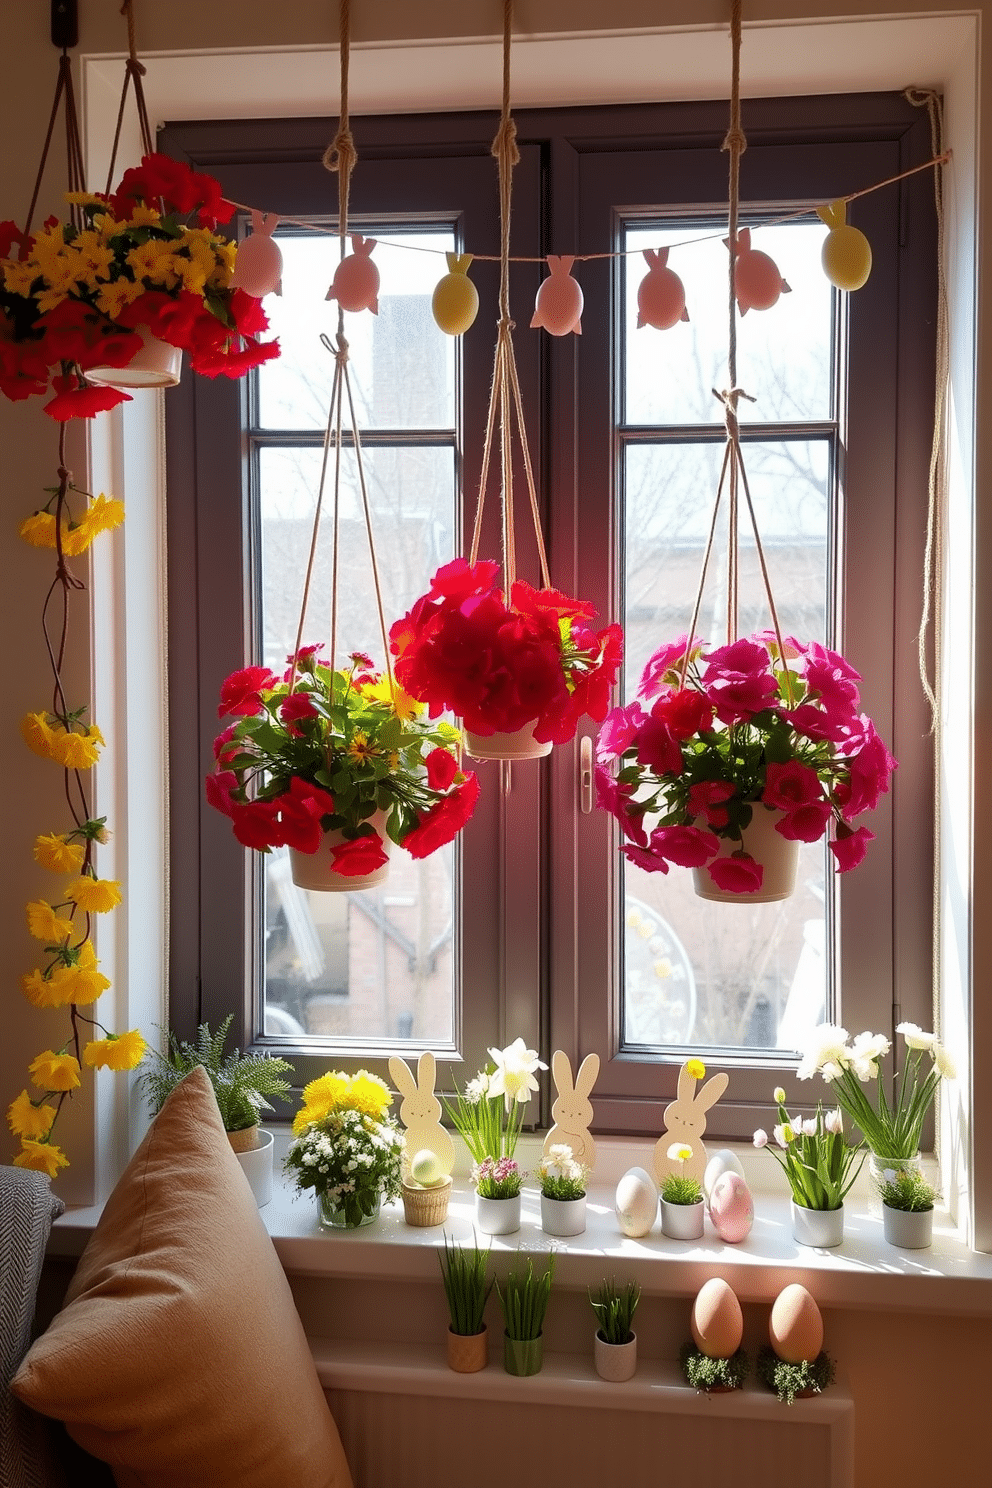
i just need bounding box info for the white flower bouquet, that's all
[285,1069,403,1226]
[754,1088,863,1210]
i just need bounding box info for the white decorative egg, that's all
[690,1277,743,1359]
[703,1148,746,1203]
[615,1166,658,1237]
[410,1149,445,1186]
[769,1284,823,1364]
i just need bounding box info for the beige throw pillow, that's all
[12,1065,353,1488]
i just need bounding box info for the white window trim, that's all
[80,13,984,1246]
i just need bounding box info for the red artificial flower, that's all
[637,635,695,699]
[330,832,390,876]
[839,722,897,819]
[212,724,241,764]
[596,702,647,762]
[0,219,31,260]
[230,799,284,851]
[829,823,875,872]
[110,153,235,228]
[275,777,336,854]
[648,824,720,869]
[204,769,238,818]
[229,289,270,338]
[427,555,501,605]
[595,764,648,845]
[762,759,824,812]
[650,686,714,740]
[622,842,669,874]
[633,715,682,776]
[403,773,480,859]
[280,691,319,734]
[190,336,280,378]
[218,665,276,718]
[706,853,764,894]
[425,747,459,792]
[510,578,595,624]
[687,779,737,827]
[43,381,130,421]
[35,298,105,363]
[775,800,833,843]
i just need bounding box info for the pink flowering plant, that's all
[473,1155,524,1200]
[205,646,479,876]
[595,632,897,895]
[753,1088,864,1211]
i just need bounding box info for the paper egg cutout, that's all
[615,1166,658,1237]
[432,253,479,335]
[728,228,791,314]
[817,199,872,291]
[231,212,283,298]
[326,234,380,314]
[637,247,688,330]
[703,1147,745,1203]
[770,1283,823,1364]
[691,1277,743,1359]
[708,1173,754,1244]
[410,1148,445,1185]
[531,254,583,337]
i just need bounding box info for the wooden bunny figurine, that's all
[654,1060,729,1185]
[542,1049,600,1168]
[388,1052,455,1178]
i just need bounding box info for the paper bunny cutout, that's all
[542,1049,599,1168]
[654,1060,729,1185]
[531,255,583,336]
[388,1052,455,1177]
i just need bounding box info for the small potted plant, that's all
[445,1037,546,1235]
[438,1232,494,1373]
[754,1088,864,1248]
[589,1278,640,1381]
[284,1069,403,1229]
[537,1144,590,1236]
[660,1143,706,1239]
[878,1167,939,1249]
[139,1015,294,1206]
[496,1253,555,1376]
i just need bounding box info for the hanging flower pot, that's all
[389,559,623,761]
[205,648,480,891]
[86,327,182,390]
[596,632,896,901]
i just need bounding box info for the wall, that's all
[2,5,989,1485]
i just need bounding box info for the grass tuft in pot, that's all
[588,1278,640,1345]
[497,1253,555,1341]
[439,1233,493,1336]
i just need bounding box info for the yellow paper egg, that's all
[410,1148,445,1186]
[432,253,479,336]
[817,200,872,291]
[769,1283,823,1364]
[690,1277,743,1359]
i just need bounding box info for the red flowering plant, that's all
[206,647,480,877]
[388,557,624,744]
[595,632,897,896]
[0,153,278,420]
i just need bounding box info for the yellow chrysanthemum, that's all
[21,966,75,1009]
[83,1029,146,1071]
[126,240,180,289]
[65,191,113,210]
[83,494,125,537]
[3,259,38,296]
[67,875,122,914]
[47,725,103,770]
[56,961,110,1007]
[347,1071,392,1118]
[293,1071,351,1133]
[95,277,145,319]
[26,900,74,943]
[119,204,163,230]
[14,1138,70,1179]
[361,676,424,720]
[685,1058,706,1080]
[19,512,57,548]
[34,833,86,874]
[21,711,57,759]
[7,1090,56,1140]
[29,1050,81,1093]
[347,731,375,763]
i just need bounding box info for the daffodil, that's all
[14,1139,70,1179]
[67,875,122,914]
[83,1029,146,1071]
[486,1037,547,1112]
[33,832,86,874]
[25,899,74,943]
[7,1090,56,1140]
[29,1050,81,1092]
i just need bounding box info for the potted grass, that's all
[660,1143,705,1240]
[439,1233,494,1373]
[496,1254,555,1376]
[589,1278,640,1381]
[878,1167,939,1249]
[753,1088,864,1248]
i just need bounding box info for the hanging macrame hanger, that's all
[468,0,551,595]
[105,0,155,194]
[23,44,86,237]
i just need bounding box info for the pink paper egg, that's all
[636,247,688,330]
[769,1283,823,1364]
[326,234,380,314]
[531,254,583,337]
[690,1277,743,1359]
[231,212,283,299]
[729,228,791,314]
[709,1172,754,1244]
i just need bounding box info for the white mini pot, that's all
[233,1128,274,1208]
[475,1192,521,1235]
[882,1203,933,1249]
[540,1192,587,1237]
[594,1329,637,1382]
[791,1199,844,1248]
[661,1197,705,1240]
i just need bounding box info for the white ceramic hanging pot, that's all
[86,327,183,389]
[693,806,799,903]
[289,812,391,892]
[464,720,552,761]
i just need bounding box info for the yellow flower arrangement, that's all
[14,1139,70,1179]
[292,1068,392,1135]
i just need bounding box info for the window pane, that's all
[624,221,833,426]
[257,231,456,431]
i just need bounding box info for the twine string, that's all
[106,0,154,193]
[25,53,86,237]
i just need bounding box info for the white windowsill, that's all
[49,1133,992,1316]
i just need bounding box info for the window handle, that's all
[580,735,594,814]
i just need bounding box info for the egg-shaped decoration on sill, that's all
[703,1147,746,1204]
[727,227,791,314]
[432,253,480,335]
[636,247,689,330]
[690,1277,744,1359]
[817,199,873,291]
[615,1166,658,1238]
[531,254,583,336]
[708,1172,754,1244]
[231,212,283,299]
[326,234,380,314]
[769,1283,824,1365]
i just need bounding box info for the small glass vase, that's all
[319,1191,382,1230]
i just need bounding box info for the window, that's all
[165,93,936,1135]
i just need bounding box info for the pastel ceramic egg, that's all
[231,212,283,298]
[326,234,380,314]
[690,1277,743,1359]
[531,254,583,336]
[770,1283,824,1364]
[708,1173,754,1244]
[817,199,872,291]
[615,1166,658,1237]
[410,1148,445,1186]
[636,247,688,330]
[703,1148,746,1203]
[432,253,479,335]
[729,228,791,314]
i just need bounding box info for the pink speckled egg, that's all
[690,1277,743,1359]
[730,228,791,314]
[770,1283,823,1364]
[231,212,283,299]
[531,254,583,337]
[709,1172,754,1244]
[636,247,688,330]
[326,234,380,314]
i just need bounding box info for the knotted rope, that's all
[105,0,154,193]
